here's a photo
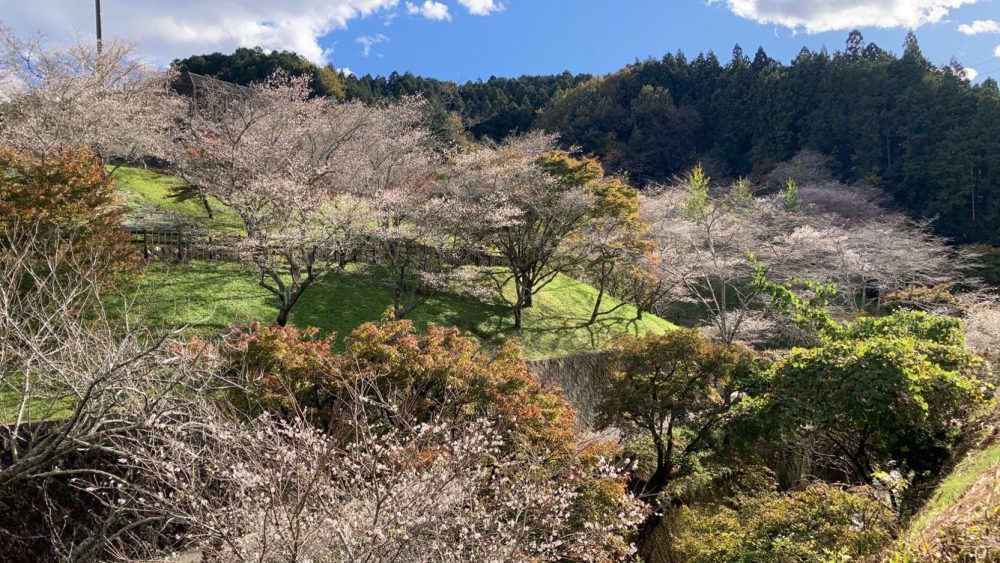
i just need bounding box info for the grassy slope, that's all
[908,445,1000,535]
[895,403,1000,558]
[110,165,675,359]
[4,262,673,422]
[127,260,675,360]
[0,395,75,425]
[111,166,243,231]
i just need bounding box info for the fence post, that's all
[178,233,187,263]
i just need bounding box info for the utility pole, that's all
[95,0,103,55]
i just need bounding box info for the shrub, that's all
[752,270,991,485]
[767,336,985,484]
[343,313,578,457]
[673,483,897,562]
[222,313,579,456]
[0,146,119,235]
[0,145,131,279]
[221,322,339,421]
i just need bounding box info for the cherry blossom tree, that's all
[964,302,1000,369]
[445,134,607,329]
[576,217,651,324]
[642,163,971,344]
[0,26,177,164]
[616,250,677,321]
[65,316,649,561]
[169,74,432,326]
[347,101,475,319]
[642,167,765,344]
[761,182,967,314]
[0,224,220,560]
[98,395,645,562]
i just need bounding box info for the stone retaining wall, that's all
[526,351,611,429]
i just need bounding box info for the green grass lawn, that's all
[0,392,75,426]
[110,166,243,232]
[2,263,673,423]
[126,260,675,360]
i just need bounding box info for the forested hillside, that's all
[176,31,1000,245]
[173,46,347,98]
[538,32,1000,246]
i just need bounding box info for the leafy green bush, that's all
[673,483,897,562]
[763,313,987,484]
[753,264,991,486]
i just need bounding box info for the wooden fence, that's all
[122,227,242,262]
[122,227,503,268]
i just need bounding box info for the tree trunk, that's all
[632,430,675,563]
[648,461,670,495]
[394,263,404,319]
[647,422,674,497]
[522,279,533,308]
[635,512,669,563]
[589,285,606,325]
[201,196,214,220]
[275,304,291,327]
[274,282,310,327]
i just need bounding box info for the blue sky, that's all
[4,0,1000,82]
[331,1,1000,82]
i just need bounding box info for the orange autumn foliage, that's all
[0,145,121,236]
[220,316,641,557]
[222,313,577,458]
[0,145,132,276]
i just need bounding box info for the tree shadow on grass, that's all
[519,313,645,358]
[291,268,512,353]
[657,298,708,329]
[125,261,667,360]
[125,260,276,334]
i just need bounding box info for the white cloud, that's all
[0,71,27,102]
[405,1,451,21]
[995,44,1000,57]
[0,1,404,65]
[714,0,979,33]
[456,0,505,16]
[964,67,979,81]
[958,19,1000,34]
[356,33,388,56]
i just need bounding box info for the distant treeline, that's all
[173,32,1000,245]
[341,71,592,142]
